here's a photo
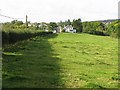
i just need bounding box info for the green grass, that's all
[3,33,118,88]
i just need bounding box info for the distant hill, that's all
[97,19,119,23]
[83,19,120,24]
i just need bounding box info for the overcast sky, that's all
[0,0,119,23]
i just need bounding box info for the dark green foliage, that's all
[82,21,105,35]
[2,21,53,46]
[2,30,52,46]
[57,21,64,28]
[72,18,83,33]
[15,21,23,26]
[48,22,58,31]
[82,20,119,37]
[106,20,119,38]
[66,19,71,25]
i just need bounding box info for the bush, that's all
[82,20,119,37]
[2,28,53,46]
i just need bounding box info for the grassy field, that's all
[3,33,118,88]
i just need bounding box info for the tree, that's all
[72,18,83,33]
[15,21,23,26]
[67,19,71,25]
[82,20,119,37]
[58,21,64,28]
[11,20,17,24]
[48,22,58,31]
[64,19,71,26]
[106,20,119,37]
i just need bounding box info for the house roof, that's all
[65,25,73,28]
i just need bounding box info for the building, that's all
[52,26,62,33]
[64,25,76,33]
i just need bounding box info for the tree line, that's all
[2,20,52,46]
[2,18,119,46]
[82,20,119,38]
[57,19,119,38]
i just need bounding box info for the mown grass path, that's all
[3,33,118,88]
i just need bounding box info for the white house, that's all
[45,29,49,32]
[69,29,76,33]
[52,26,62,33]
[28,23,32,27]
[64,25,76,33]
[52,30,57,33]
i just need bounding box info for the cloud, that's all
[0,0,119,22]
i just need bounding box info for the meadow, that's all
[2,33,118,88]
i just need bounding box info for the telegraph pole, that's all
[26,15,28,28]
[118,1,120,19]
[0,9,2,47]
